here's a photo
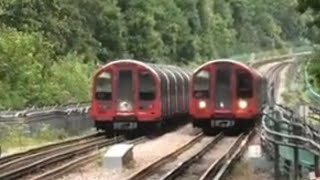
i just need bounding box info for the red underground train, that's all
[90,59,192,132]
[189,59,268,132]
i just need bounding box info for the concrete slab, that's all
[244,145,273,171]
[245,145,262,158]
[308,172,320,180]
[102,143,134,169]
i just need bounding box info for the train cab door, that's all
[115,68,136,113]
[214,64,233,111]
[211,63,236,128]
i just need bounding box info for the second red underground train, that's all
[189,59,268,132]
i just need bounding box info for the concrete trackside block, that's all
[244,145,273,171]
[102,143,134,169]
[246,145,262,158]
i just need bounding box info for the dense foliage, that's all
[0,0,309,108]
[297,0,320,92]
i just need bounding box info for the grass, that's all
[307,113,320,125]
[0,123,67,154]
[281,90,309,107]
[228,161,269,180]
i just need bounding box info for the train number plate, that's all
[211,120,235,128]
[113,122,137,130]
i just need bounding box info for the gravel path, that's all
[58,123,198,180]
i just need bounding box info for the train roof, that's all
[193,59,262,77]
[95,59,192,77]
[101,59,191,69]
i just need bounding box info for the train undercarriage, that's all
[192,117,259,135]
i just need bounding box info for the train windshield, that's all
[139,71,156,100]
[95,71,112,100]
[193,70,210,99]
[236,70,253,98]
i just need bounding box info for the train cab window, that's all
[193,70,210,99]
[139,71,156,100]
[95,72,112,100]
[236,70,253,98]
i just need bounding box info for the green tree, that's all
[0,26,54,107]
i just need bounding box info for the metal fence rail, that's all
[0,104,90,122]
[0,106,93,136]
[261,104,320,180]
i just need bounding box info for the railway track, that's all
[0,132,104,165]
[0,133,131,180]
[262,61,291,104]
[127,130,254,180]
[31,136,147,180]
[0,121,195,180]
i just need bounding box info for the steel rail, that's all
[126,132,204,180]
[0,136,125,180]
[207,130,254,180]
[31,136,148,180]
[0,132,104,165]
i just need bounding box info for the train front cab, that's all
[190,60,261,131]
[91,60,161,132]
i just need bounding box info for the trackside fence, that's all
[261,104,320,180]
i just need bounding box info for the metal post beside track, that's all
[293,147,299,180]
[274,142,280,180]
[315,156,320,178]
[293,124,300,180]
[273,111,281,180]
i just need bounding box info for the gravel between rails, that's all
[256,61,281,75]
[173,137,237,180]
[145,136,215,180]
[57,123,199,180]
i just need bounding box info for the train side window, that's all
[236,70,253,98]
[95,71,112,100]
[139,71,156,100]
[193,70,210,99]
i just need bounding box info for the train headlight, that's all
[198,100,207,109]
[238,99,248,109]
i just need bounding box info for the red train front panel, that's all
[190,60,264,129]
[90,60,161,131]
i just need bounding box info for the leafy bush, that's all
[307,50,320,93]
[0,26,93,109]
